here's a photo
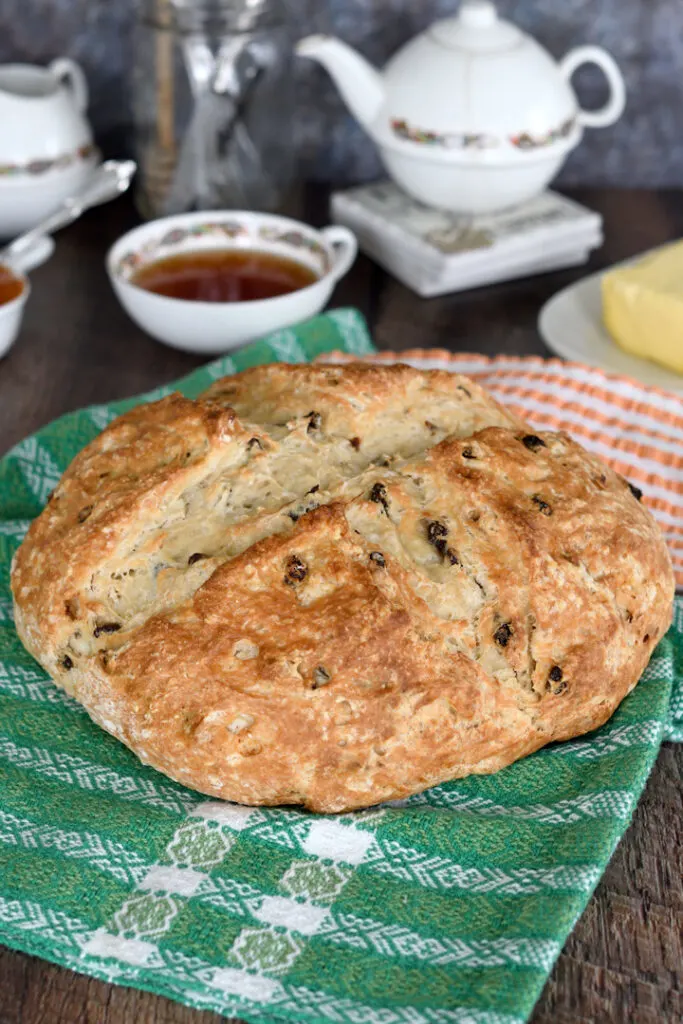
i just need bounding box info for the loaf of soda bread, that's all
[11,362,674,812]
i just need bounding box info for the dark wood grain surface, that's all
[0,188,681,1024]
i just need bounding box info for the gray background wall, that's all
[1,0,682,187]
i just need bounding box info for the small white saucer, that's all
[538,249,683,395]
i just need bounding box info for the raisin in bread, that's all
[11,362,674,812]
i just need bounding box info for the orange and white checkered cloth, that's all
[325,350,683,589]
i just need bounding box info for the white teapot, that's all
[0,59,97,237]
[298,0,626,213]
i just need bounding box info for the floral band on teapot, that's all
[0,142,98,177]
[390,117,576,151]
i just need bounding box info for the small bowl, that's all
[0,267,29,359]
[0,235,56,358]
[106,210,358,355]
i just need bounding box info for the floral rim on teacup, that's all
[115,220,332,279]
[0,142,98,177]
[390,116,576,151]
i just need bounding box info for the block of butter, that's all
[602,242,683,375]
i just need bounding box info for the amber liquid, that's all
[0,264,23,305]
[131,249,318,302]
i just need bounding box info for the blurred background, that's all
[1,0,680,188]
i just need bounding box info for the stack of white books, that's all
[331,181,603,298]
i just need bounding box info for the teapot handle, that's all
[49,58,89,113]
[560,46,625,128]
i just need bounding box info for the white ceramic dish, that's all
[107,211,358,355]
[0,276,29,359]
[538,248,683,395]
[0,235,55,358]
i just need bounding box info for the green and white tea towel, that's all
[0,308,680,1024]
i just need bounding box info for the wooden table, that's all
[0,189,681,1024]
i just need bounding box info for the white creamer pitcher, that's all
[0,59,98,237]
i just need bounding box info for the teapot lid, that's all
[429,0,523,51]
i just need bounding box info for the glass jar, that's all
[131,0,295,218]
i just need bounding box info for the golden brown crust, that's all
[11,362,675,812]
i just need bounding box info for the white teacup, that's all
[0,272,29,359]
[0,236,55,359]
[106,211,358,355]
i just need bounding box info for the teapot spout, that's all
[296,35,385,131]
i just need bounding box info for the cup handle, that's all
[49,57,89,113]
[320,225,358,282]
[560,46,626,128]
